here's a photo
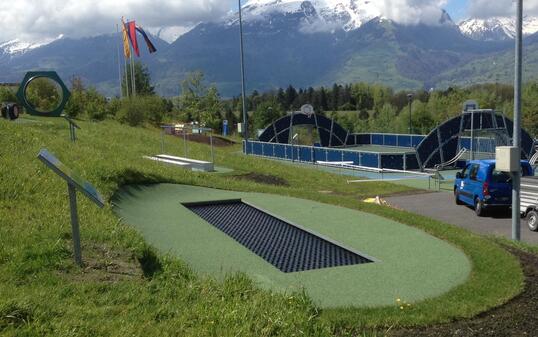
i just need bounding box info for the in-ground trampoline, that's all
[113,184,471,308]
[183,199,374,273]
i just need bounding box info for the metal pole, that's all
[161,129,165,153]
[130,51,136,97]
[210,133,214,164]
[513,0,523,241]
[290,110,294,162]
[116,24,123,98]
[239,0,248,140]
[183,129,187,157]
[67,183,83,266]
[470,110,475,161]
[407,94,413,134]
[123,26,129,99]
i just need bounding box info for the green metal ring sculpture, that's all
[16,71,71,117]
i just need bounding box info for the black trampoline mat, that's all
[183,199,373,273]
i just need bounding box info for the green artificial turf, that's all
[113,184,471,308]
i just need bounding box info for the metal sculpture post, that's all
[63,115,80,142]
[38,149,105,266]
[67,183,82,265]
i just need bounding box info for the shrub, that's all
[117,96,167,126]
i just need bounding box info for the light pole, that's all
[239,0,248,141]
[512,0,523,241]
[407,93,413,134]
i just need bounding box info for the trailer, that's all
[520,176,538,231]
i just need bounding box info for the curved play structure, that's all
[252,109,536,170]
[415,109,535,169]
[258,113,349,147]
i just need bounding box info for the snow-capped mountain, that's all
[459,16,538,41]
[234,0,382,32]
[148,26,191,44]
[0,35,63,56]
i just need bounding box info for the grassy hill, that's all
[0,116,525,336]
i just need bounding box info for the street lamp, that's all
[238,0,248,141]
[512,0,523,241]
[407,93,413,135]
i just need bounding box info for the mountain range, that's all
[1,0,537,97]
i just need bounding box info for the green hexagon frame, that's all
[17,71,71,117]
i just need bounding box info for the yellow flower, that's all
[396,298,401,302]
[400,306,404,310]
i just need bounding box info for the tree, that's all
[0,87,17,103]
[179,71,223,129]
[285,85,298,110]
[252,98,284,131]
[25,78,62,112]
[370,103,397,132]
[122,61,155,96]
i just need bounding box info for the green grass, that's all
[0,115,528,336]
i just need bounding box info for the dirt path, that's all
[390,247,538,337]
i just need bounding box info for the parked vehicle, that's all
[521,176,538,231]
[454,160,534,217]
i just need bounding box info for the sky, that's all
[0,0,533,44]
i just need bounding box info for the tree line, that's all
[3,66,538,138]
[224,82,538,137]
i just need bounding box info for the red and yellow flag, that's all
[127,21,140,57]
[121,18,131,59]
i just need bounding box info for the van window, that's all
[461,165,470,178]
[469,164,480,181]
[491,170,512,183]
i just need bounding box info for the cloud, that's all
[377,0,449,25]
[468,0,538,19]
[0,0,235,43]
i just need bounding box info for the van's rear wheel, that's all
[454,189,463,205]
[475,197,486,217]
[527,210,538,232]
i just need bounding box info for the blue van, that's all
[454,160,534,216]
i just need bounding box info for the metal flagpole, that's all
[130,45,136,97]
[239,0,248,140]
[122,20,130,98]
[116,24,123,98]
[512,0,523,241]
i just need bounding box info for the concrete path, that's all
[386,191,538,245]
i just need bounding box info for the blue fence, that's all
[244,140,420,170]
[352,133,497,153]
[351,133,425,148]
[246,131,503,171]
